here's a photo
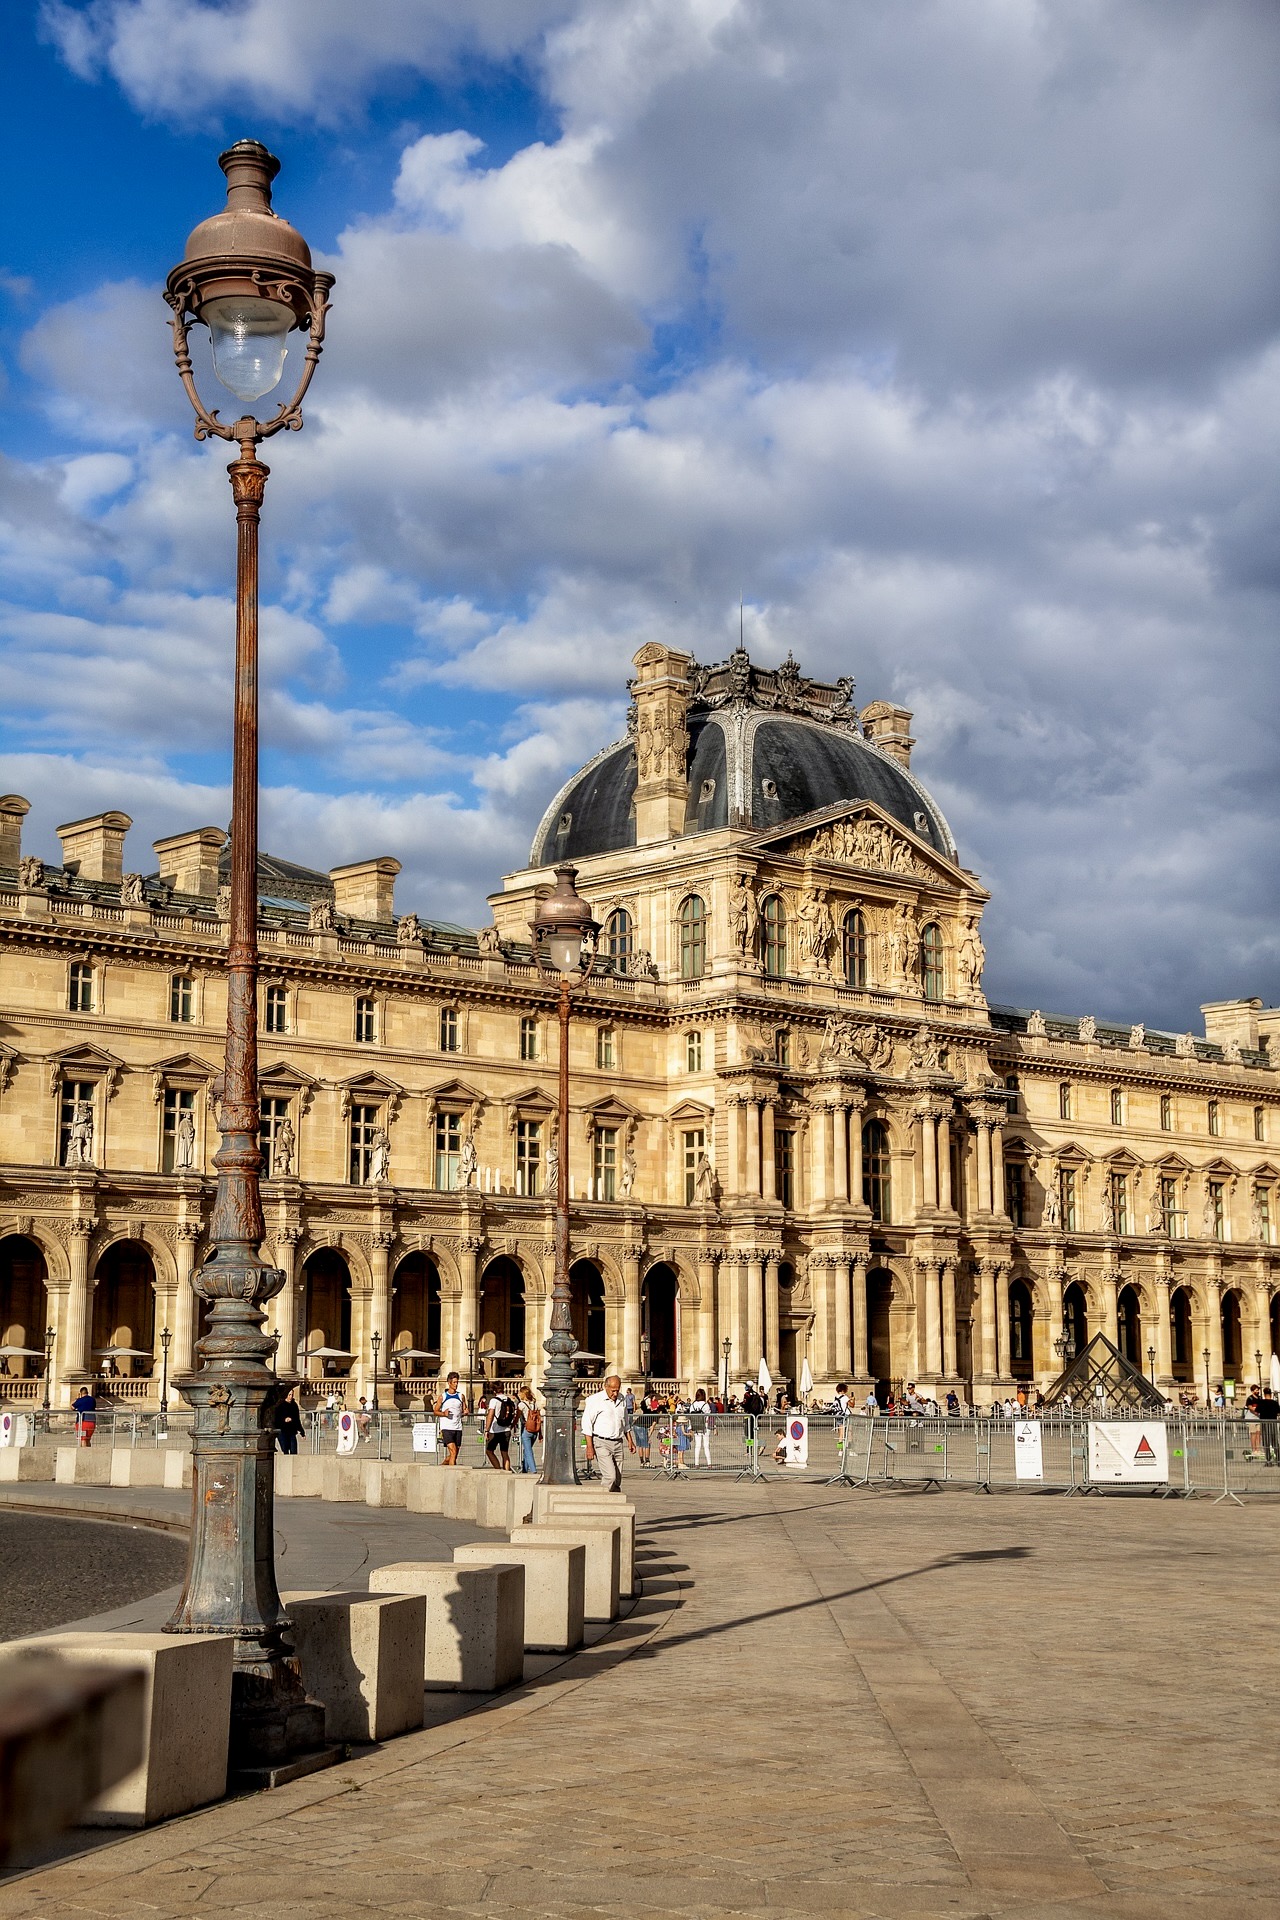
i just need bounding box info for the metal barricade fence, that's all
[641,1410,762,1478]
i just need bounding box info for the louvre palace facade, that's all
[1,641,1278,1412]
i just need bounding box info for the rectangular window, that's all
[264,984,287,1034]
[1207,1099,1220,1137]
[170,974,193,1023]
[515,1119,542,1197]
[775,1128,795,1208]
[593,1125,618,1201]
[1160,1094,1173,1131]
[1208,1179,1225,1241]
[683,1127,705,1205]
[349,1102,379,1184]
[439,1008,459,1053]
[161,1087,195,1174]
[1159,1175,1182,1237]
[1110,1088,1123,1126]
[1004,1073,1020,1115]
[1059,1082,1072,1121]
[1257,1188,1272,1246]
[519,1015,537,1061]
[686,1030,703,1072]
[260,1096,291,1176]
[1005,1161,1025,1227]
[355,996,376,1044]
[434,1111,462,1190]
[59,1079,95,1166]
[1112,1172,1130,1235]
[1060,1166,1077,1231]
[596,1027,614,1070]
[68,962,93,1013]
[1255,1106,1266,1143]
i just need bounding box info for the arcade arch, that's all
[0,1235,48,1378]
[91,1241,156,1376]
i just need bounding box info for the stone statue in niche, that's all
[543,1135,560,1196]
[957,918,985,997]
[1250,1190,1266,1241]
[694,1150,718,1205]
[459,1132,478,1188]
[120,872,146,906]
[1042,1178,1061,1229]
[65,1098,94,1167]
[273,1114,296,1177]
[730,873,755,954]
[175,1108,197,1170]
[368,1128,390,1184]
[620,1146,637,1200]
[798,889,834,967]
[1100,1181,1116,1235]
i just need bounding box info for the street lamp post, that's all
[41,1324,55,1419]
[1203,1347,1211,1410]
[721,1336,732,1407]
[529,864,601,1485]
[158,1327,173,1432]
[1255,1348,1263,1386]
[1147,1343,1155,1384]
[160,142,335,1780]
[465,1331,476,1414]
[370,1329,381,1415]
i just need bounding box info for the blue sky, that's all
[3,0,1280,1028]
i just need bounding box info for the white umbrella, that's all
[479,1348,525,1363]
[391,1348,439,1361]
[299,1347,354,1360]
[0,1345,46,1357]
[799,1357,814,1397]
[1270,1352,1280,1395]
[757,1358,773,1393]
[94,1346,152,1357]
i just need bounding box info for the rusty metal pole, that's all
[164,432,327,1781]
[540,979,580,1484]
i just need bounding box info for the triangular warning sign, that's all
[1134,1435,1155,1457]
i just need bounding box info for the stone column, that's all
[851,1255,869,1382]
[1256,1281,1274,1369]
[1046,1266,1064,1364]
[621,1244,643,1376]
[746,1251,764,1369]
[848,1097,866,1207]
[761,1103,777,1203]
[697,1255,718,1379]
[745,1102,762,1197]
[1101,1267,1119,1347]
[716,1257,737,1381]
[762,1255,779,1375]
[937,1115,953,1213]
[975,1122,992,1214]
[727,1099,743,1197]
[832,1105,849,1204]
[458,1236,482,1382]
[978,1259,998,1380]
[811,1106,831,1206]
[941,1261,957,1377]
[1205,1276,1224,1388]
[832,1255,850,1380]
[990,1118,1006,1217]
[996,1275,1011,1386]
[172,1222,203,1375]
[917,1109,938,1210]
[919,1258,941,1377]
[367,1230,393,1406]
[62,1220,94,1387]
[1154,1272,1173,1387]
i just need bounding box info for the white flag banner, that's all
[784,1415,808,1467]
[336,1409,359,1455]
[1089,1421,1168,1484]
[1013,1420,1043,1481]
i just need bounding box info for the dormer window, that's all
[761,778,778,800]
[699,778,716,803]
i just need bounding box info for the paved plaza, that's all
[3,1476,1276,1919]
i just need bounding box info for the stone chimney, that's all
[860,701,915,768]
[153,827,226,899]
[1201,998,1262,1052]
[330,857,401,923]
[56,811,132,884]
[630,643,693,843]
[0,795,30,871]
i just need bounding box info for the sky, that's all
[2,0,1280,1029]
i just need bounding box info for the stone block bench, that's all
[368,1561,525,1691]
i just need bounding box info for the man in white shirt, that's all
[580,1374,635,1491]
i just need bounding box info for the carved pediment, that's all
[260,1059,320,1093]
[336,1069,405,1123]
[750,801,972,890]
[47,1042,125,1096]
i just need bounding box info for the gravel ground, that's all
[0,1512,186,1641]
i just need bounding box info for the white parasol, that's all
[1270,1352,1280,1395]
[799,1357,814,1398]
[757,1358,773,1393]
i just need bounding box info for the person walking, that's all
[517,1385,541,1473]
[275,1386,304,1455]
[581,1374,635,1491]
[689,1387,713,1466]
[73,1386,96,1449]
[1256,1389,1280,1466]
[435,1371,467,1466]
[484,1388,518,1471]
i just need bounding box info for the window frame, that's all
[519,1015,538,1062]
[354,996,376,1045]
[439,1007,459,1054]
[842,908,867,988]
[678,894,706,981]
[515,1118,542,1197]
[1160,1093,1173,1132]
[1059,1081,1072,1122]
[58,1078,96,1167]
[920,922,944,1002]
[605,907,633,976]
[685,1030,703,1072]
[1207,1099,1220,1138]
[775,1126,795,1208]
[348,1101,380,1184]
[596,1027,615,1070]
[160,1085,196,1175]
[862,1117,891,1222]
[761,894,787,978]
[68,961,94,1014]
[169,974,194,1024]
[682,1126,705,1205]
[593,1125,618,1201]
[259,1095,292,1177]
[264,984,288,1034]
[434,1109,463,1190]
[1110,1088,1123,1126]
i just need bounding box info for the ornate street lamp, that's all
[529,863,600,1484]
[1202,1346,1211,1410]
[721,1335,732,1406]
[42,1324,55,1418]
[465,1330,476,1413]
[161,142,334,1781]
[158,1326,173,1432]
[370,1329,381,1415]
[1147,1343,1155,1384]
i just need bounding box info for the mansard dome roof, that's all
[530,648,957,867]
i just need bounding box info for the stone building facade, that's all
[1,642,1278,1410]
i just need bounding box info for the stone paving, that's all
[2,1475,1276,1919]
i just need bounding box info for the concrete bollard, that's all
[404,1463,449,1514]
[533,1490,637,1597]
[453,1541,585,1654]
[519,1522,621,1622]
[283,1589,426,1743]
[162,1450,192,1490]
[275,1454,326,1498]
[472,1472,537,1531]
[108,1450,168,1488]
[368,1562,525,1691]
[0,1448,52,1482]
[54,1447,111,1487]
[0,1652,145,1865]
[364,1460,408,1508]
[5,1632,234,1826]
[321,1457,368,1503]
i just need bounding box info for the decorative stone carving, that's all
[620,1146,636,1200]
[1042,1176,1061,1229]
[368,1129,390,1184]
[396,913,421,946]
[120,872,146,907]
[1100,1181,1115,1234]
[807,815,933,877]
[1078,1015,1097,1044]
[476,926,502,957]
[64,1099,94,1168]
[271,1115,296,1177]
[174,1108,196,1170]
[1027,1010,1047,1038]
[730,873,757,954]
[819,1016,893,1071]
[635,948,659,981]
[309,898,335,932]
[693,1150,718,1205]
[18,856,45,890]
[957,917,985,998]
[1251,1190,1266,1241]
[907,1024,946,1075]
[1128,1023,1146,1051]
[1223,1037,1243,1065]
[458,1132,478,1189]
[797,889,835,968]
[1175,1032,1196,1059]
[543,1134,559,1195]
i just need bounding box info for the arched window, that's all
[862,1118,891,1222]
[678,895,706,981]
[920,922,944,1002]
[605,907,633,975]
[761,895,787,977]
[843,908,867,987]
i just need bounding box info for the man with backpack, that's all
[485,1388,519,1470]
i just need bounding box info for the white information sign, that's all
[783,1415,808,1467]
[335,1409,358,1455]
[1088,1421,1168,1484]
[1013,1420,1044,1481]
[412,1420,438,1455]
